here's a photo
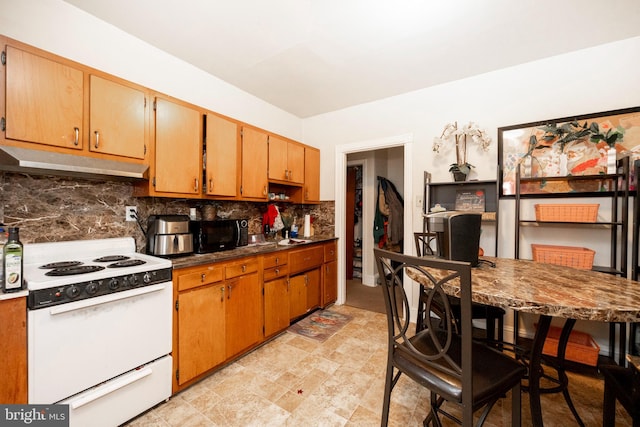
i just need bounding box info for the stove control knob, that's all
[86,281,99,295]
[66,285,80,299]
[143,273,151,284]
[108,278,119,290]
[130,274,139,286]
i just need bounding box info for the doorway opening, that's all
[336,135,413,314]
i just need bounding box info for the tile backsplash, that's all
[0,173,334,251]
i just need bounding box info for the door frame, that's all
[334,133,414,307]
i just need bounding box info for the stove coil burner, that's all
[39,261,83,269]
[107,259,146,268]
[93,255,130,263]
[45,265,106,276]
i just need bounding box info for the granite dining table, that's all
[407,256,640,427]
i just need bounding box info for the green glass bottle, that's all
[3,227,24,292]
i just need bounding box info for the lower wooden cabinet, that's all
[225,271,262,359]
[176,283,225,386]
[172,240,337,392]
[0,296,27,403]
[264,277,289,337]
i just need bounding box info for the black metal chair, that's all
[600,363,640,427]
[413,232,505,343]
[374,248,526,427]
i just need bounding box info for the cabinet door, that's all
[289,274,307,320]
[305,268,321,311]
[89,75,146,159]
[0,297,27,403]
[268,135,288,181]
[323,260,338,307]
[205,113,239,197]
[264,277,290,337]
[154,97,202,195]
[304,147,320,202]
[5,45,83,149]
[241,127,268,199]
[177,284,225,385]
[287,142,305,184]
[225,273,262,358]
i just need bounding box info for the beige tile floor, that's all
[125,305,633,426]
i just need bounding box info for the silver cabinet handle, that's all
[194,178,199,192]
[209,178,212,190]
[94,130,100,148]
[201,273,206,282]
[220,286,225,302]
[74,127,79,146]
[242,265,246,273]
[285,170,289,179]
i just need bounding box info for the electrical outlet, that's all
[126,206,137,222]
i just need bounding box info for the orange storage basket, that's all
[534,204,599,222]
[536,325,601,366]
[531,244,595,270]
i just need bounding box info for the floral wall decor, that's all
[432,121,492,179]
[498,107,640,196]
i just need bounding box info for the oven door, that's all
[28,282,172,404]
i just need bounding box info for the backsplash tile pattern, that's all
[0,173,334,251]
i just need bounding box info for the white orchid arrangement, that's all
[432,121,492,174]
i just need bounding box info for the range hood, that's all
[0,146,148,181]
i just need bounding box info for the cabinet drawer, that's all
[225,258,259,279]
[289,245,324,275]
[264,265,288,281]
[324,241,337,262]
[176,265,224,291]
[264,253,287,269]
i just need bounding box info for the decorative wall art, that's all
[498,107,640,197]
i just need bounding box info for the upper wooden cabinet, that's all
[304,146,321,203]
[268,135,304,184]
[152,96,202,196]
[4,44,84,150]
[205,113,239,198]
[240,126,268,200]
[89,75,146,160]
[2,37,149,163]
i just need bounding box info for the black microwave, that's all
[190,219,248,253]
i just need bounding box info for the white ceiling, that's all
[63,0,640,118]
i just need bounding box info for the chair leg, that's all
[511,381,522,427]
[602,376,616,427]
[381,363,394,427]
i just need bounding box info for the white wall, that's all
[0,0,302,141]
[303,36,640,351]
[304,35,640,259]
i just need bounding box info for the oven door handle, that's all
[67,366,153,409]
[49,283,167,316]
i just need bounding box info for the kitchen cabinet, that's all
[240,126,269,200]
[0,296,27,404]
[205,112,240,198]
[174,265,225,388]
[263,253,289,338]
[3,44,83,150]
[224,258,262,359]
[304,146,321,203]
[289,245,324,320]
[88,75,147,160]
[322,240,338,307]
[2,38,148,163]
[152,96,203,196]
[268,135,304,184]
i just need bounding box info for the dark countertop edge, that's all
[170,236,338,270]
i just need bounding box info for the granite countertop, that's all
[406,256,640,323]
[170,235,337,270]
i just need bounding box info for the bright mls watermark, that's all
[0,405,68,427]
